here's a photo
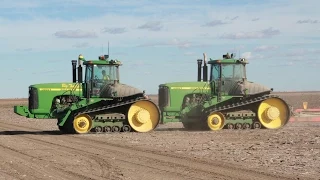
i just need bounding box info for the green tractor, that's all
[158,53,292,130]
[14,54,160,134]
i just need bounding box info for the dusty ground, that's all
[0,93,319,180]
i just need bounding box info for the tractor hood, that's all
[30,82,83,92]
[226,80,272,96]
[242,81,272,95]
[29,82,83,98]
[99,83,143,98]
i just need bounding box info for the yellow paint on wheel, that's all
[73,114,93,134]
[257,97,290,129]
[207,112,225,131]
[127,100,160,132]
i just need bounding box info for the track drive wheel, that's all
[207,112,225,131]
[257,97,290,129]
[72,114,93,134]
[127,100,160,132]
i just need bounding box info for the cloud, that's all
[54,29,97,38]
[1,0,320,98]
[241,52,265,60]
[136,71,152,75]
[137,21,163,31]
[73,42,89,48]
[252,18,260,21]
[202,20,229,27]
[101,27,127,34]
[137,38,192,48]
[32,70,64,75]
[112,52,129,56]
[127,61,152,67]
[254,45,278,52]
[0,0,318,54]
[14,68,24,72]
[268,62,294,67]
[0,1,39,9]
[284,48,320,57]
[16,48,33,52]
[225,16,239,21]
[137,38,211,49]
[226,45,245,53]
[183,52,197,56]
[284,49,305,57]
[241,52,252,59]
[297,19,319,24]
[230,16,239,21]
[220,27,280,40]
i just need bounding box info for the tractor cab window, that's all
[211,64,246,80]
[85,65,93,82]
[85,64,119,85]
[221,64,246,79]
[211,64,220,80]
[93,65,119,82]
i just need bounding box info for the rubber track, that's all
[75,97,146,116]
[204,94,282,115]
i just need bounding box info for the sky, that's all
[0,0,319,98]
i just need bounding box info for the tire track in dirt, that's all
[0,123,209,180]
[0,121,296,180]
[0,132,97,180]
[76,135,296,180]
[0,125,125,180]
[0,171,17,180]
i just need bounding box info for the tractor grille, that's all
[158,85,169,108]
[28,87,39,110]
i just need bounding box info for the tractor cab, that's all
[201,53,271,99]
[209,53,248,82]
[73,54,122,97]
[207,53,249,97]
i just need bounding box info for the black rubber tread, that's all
[203,94,292,130]
[204,94,281,115]
[75,95,146,116]
[66,95,157,134]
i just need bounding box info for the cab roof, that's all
[83,59,122,65]
[207,53,249,64]
[208,58,248,64]
[78,54,122,65]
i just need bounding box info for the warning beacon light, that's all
[98,55,109,61]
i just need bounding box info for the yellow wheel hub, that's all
[257,97,290,129]
[73,114,93,134]
[127,100,160,132]
[135,109,150,124]
[265,106,280,120]
[207,112,225,131]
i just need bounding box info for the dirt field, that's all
[0,92,319,180]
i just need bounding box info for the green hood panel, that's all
[31,82,83,92]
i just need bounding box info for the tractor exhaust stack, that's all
[78,64,83,83]
[77,54,83,83]
[197,59,203,82]
[203,53,208,82]
[71,60,77,83]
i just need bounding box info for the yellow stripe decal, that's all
[170,87,210,90]
[39,88,82,91]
